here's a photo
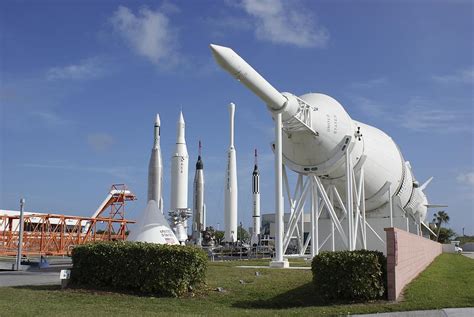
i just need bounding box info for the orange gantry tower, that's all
[0,184,136,256]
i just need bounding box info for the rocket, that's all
[224,103,238,243]
[148,114,164,213]
[128,114,179,245]
[170,111,190,244]
[192,141,205,245]
[210,43,436,239]
[250,149,261,246]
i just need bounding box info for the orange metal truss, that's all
[0,184,136,256]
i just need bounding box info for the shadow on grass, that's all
[13,284,61,291]
[232,282,324,309]
[232,283,388,310]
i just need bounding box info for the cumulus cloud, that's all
[433,67,474,84]
[110,5,178,65]
[457,172,474,186]
[87,133,116,152]
[234,0,329,48]
[46,58,104,80]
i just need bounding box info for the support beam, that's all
[270,112,288,268]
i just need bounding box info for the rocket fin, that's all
[424,204,448,208]
[419,177,433,191]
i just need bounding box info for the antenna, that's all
[254,148,258,166]
[198,140,202,157]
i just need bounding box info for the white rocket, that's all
[224,103,238,243]
[128,114,179,245]
[210,43,438,243]
[192,141,205,245]
[170,111,190,244]
[250,149,261,246]
[148,114,164,213]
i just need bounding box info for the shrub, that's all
[70,241,207,297]
[311,250,387,302]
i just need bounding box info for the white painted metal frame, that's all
[277,151,376,259]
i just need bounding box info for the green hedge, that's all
[70,241,207,297]
[312,250,387,302]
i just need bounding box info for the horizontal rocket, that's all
[224,103,238,243]
[210,43,433,223]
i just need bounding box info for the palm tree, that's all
[432,211,450,241]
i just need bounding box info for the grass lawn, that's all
[0,254,472,316]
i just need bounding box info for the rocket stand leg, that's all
[270,112,288,268]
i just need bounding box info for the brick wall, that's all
[385,227,442,301]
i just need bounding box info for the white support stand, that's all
[279,151,372,260]
[270,112,289,268]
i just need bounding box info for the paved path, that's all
[461,252,474,259]
[353,308,474,317]
[0,269,62,287]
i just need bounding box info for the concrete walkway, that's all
[0,269,61,287]
[461,252,474,259]
[353,308,474,317]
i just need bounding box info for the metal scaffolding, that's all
[0,184,136,256]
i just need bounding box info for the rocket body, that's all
[192,149,205,245]
[170,111,190,243]
[250,153,261,246]
[130,113,179,244]
[209,44,428,221]
[224,103,238,243]
[148,114,164,213]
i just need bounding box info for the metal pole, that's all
[272,112,285,266]
[310,178,315,258]
[314,181,319,256]
[389,187,393,227]
[345,151,353,251]
[330,186,335,251]
[16,198,25,271]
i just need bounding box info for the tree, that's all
[432,211,450,241]
[214,230,225,245]
[437,227,456,243]
[237,222,250,242]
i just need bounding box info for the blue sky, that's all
[1,0,473,236]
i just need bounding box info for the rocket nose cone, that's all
[155,113,161,126]
[210,44,234,69]
[178,111,185,123]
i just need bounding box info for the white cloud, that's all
[457,172,474,186]
[110,5,178,65]
[236,0,329,48]
[400,97,471,133]
[433,67,474,84]
[87,133,116,152]
[353,96,472,133]
[46,58,104,80]
[30,110,70,126]
[22,162,139,180]
[350,77,388,89]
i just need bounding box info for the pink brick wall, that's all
[385,227,442,301]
